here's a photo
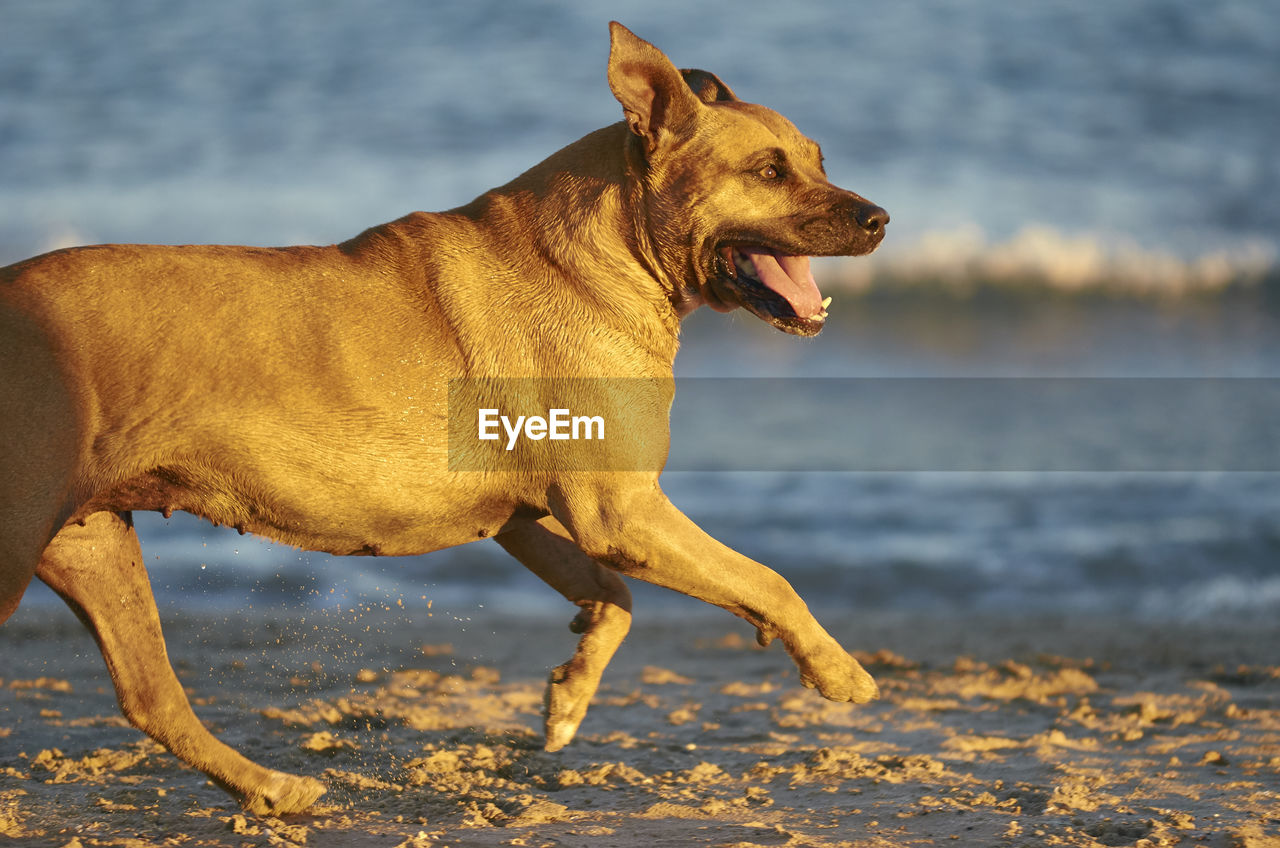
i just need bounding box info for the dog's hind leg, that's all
[35,511,326,814]
[0,305,78,624]
[496,516,632,751]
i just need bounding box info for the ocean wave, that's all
[820,225,1279,297]
[14,221,1278,301]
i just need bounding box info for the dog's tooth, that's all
[821,296,832,309]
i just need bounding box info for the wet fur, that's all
[0,23,886,814]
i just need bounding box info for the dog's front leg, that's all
[554,484,878,703]
[495,516,632,751]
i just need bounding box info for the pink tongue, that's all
[742,249,823,318]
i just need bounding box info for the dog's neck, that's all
[455,124,686,363]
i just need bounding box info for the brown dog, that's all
[0,22,887,814]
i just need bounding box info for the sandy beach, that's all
[2,600,1278,847]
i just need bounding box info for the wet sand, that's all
[2,602,1279,847]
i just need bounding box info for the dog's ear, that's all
[608,22,704,154]
[681,69,738,104]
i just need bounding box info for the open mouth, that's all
[711,245,831,337]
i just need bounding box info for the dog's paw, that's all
[241,771,327,816]
[796,647,879,704]
[543,663,590,752]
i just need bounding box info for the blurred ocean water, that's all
[4,0,1277,264]
[4,1,1279,620]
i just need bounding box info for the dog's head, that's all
[608,22,887,337]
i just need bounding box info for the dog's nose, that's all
[857,204,889,237]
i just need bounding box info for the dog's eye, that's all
[758,164,781,180]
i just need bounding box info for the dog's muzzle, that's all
[707,199,889,337]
